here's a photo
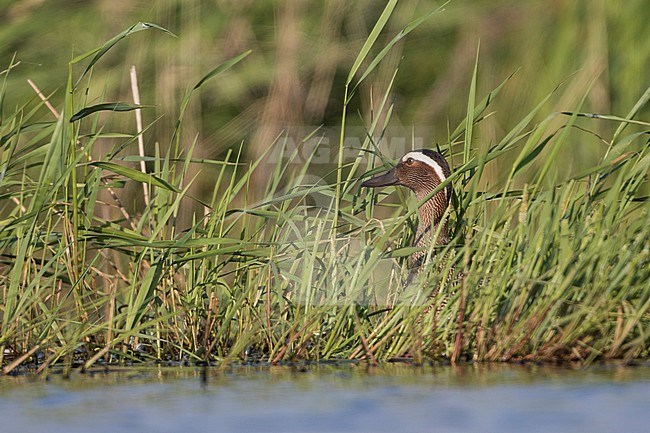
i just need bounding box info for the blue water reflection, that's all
[1,363,648,433]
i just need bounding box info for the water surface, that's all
[1,362,648,433]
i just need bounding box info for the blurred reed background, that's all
[3,0,648,205]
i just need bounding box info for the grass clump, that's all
[1,15,648,374]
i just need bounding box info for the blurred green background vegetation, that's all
[2,0,649,192]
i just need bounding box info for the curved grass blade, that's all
[610,84,650,146]
[193,50,252,90]
[560,111,650,127]
[346,0,398,87]
[350,2,449,99]
[70,102,152,122]
[173,50,251,143]
[73,22,175,88]
[89,161,180,192]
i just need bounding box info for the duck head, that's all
[361,149,452,201]
[362,149,453,263]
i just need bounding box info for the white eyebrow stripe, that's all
[402,151,447,183]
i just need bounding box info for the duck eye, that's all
[406,157,414,165]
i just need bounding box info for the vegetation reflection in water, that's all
[2,361,649,389]
[0,363,649,433]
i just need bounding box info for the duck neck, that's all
[412,188,449,265]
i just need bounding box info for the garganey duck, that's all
[362,149,453,270]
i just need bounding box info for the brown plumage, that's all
[363,149,460,338]
[361,149,452,270]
